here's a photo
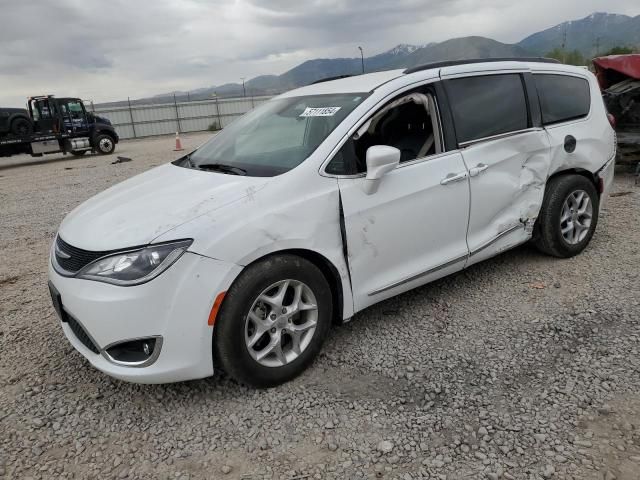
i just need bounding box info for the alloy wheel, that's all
[560,189,593,245]
[244,279,318,368]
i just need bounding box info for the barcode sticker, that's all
[300,107,341,117]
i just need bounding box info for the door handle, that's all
[469,163,489,177]
[440,171,468,185]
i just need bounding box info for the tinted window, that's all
[445,74,529,144]
[535,74,590,125]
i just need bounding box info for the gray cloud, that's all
[0,0,638,106]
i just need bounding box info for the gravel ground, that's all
[1,133,639,480]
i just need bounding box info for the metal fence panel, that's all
[93,96,273,140]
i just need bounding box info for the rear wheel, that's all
[534,174,599,258]
[10,118,33,136]
[94,134,115,155]
[213,255,333,388]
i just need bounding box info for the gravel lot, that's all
[1,132,639,480]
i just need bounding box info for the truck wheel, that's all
[11,118,33,136]
[534,174,599,258]
[213,254,333,388]
[70,150,87,157]
[94,134,115,155]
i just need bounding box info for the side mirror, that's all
[363,145,400,194]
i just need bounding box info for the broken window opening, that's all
[326,89,442,175]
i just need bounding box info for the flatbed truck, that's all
[0,95,118,158]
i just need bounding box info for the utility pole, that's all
[358,46,365,74]
[561,26,567,63]
[240,78,246,98]
[595,36,601,57]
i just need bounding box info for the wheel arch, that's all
[547,168,599,196]
[239,248,346,325]
[92,129,118,145]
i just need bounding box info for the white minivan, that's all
[49,59,616,387]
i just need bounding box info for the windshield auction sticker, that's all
[300,107,342,117]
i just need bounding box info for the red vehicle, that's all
[593,54,640,126]
[593,54,640,169]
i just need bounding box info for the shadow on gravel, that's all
[0,154,99,172]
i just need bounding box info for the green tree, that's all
[599,46,635,56]
[545,48,585,66]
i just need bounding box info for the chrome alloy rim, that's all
[560,190,593,245]
[244,279,318,367]
[99,137,113,152]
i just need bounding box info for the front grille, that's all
[55,236,113,273]
[65,313,100,354]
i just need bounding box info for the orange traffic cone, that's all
[174,132,184,151]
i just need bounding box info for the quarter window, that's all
[445,74,529,144]
[534,74,590,125]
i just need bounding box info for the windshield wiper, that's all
[196,163,247,176]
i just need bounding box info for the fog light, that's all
[105,337,162,366]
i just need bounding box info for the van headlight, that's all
[77,240,193,286]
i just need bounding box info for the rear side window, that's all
[445,74,528,144]
[535,74,591,125]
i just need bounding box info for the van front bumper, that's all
[47,251,241,384]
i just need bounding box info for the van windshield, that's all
[176,93,367,177]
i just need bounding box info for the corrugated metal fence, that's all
[92,96,273,140]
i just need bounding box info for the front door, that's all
[60,99,90,134]
[329,86,470,311]
[339,152,471,311]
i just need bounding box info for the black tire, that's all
[94,134,115,155]
[70,150,87,157]
[213,254,333,388]
[10,117,33,136]
[534,174,599,258]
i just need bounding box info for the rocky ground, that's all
[0,133,639,480]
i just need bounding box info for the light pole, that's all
[240,77,246,98]
[358,46,365,74]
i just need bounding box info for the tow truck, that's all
[0,95,118,158]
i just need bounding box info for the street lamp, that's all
[358,46,365,74]
[240,77,246,98]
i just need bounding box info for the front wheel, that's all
[213,255,333,388]
[534,174,599,258]
[94,134,115,155]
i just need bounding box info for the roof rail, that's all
[403,57,560,74]
[310,74,353,85]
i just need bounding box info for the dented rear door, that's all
[461,131,550,266]
[441,71,551,266]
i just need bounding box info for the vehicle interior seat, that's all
[378,102,434,162]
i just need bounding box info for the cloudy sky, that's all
[0,0,637,106]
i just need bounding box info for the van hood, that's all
[58,163,267,251]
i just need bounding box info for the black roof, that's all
[403,57,560,74]
[310,74,354,85]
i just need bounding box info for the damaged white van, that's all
[49,59,616,387]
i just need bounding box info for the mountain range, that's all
[104,12,640,107]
